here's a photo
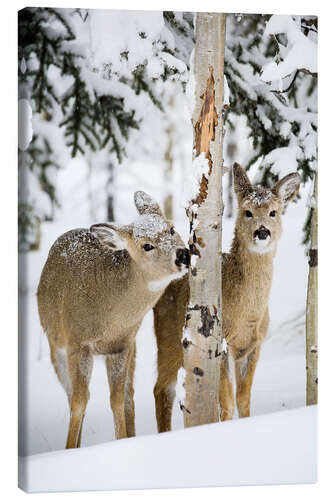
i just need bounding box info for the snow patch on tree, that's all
[258,147,300,179]
[262,15,317,81]
[182,153,210,208]
[175,366,186,406]
[18,99,33,151]
[184,48,196,123]
[224,75,230,107]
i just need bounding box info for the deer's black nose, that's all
[254,226,271,240]
[175,248,190,268]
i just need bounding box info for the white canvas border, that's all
[1,0,330,499]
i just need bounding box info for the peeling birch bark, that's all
[182,13,226,427]
[306,172,318,406]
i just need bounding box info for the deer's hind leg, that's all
[66,344,93,449]
[49,337,86,447]
[49,340,72,404]
[153,276,188,433]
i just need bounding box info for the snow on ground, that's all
[19,155,312,486]
[19,405,317,492]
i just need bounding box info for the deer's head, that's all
[90,191,189,289]
[233,163,301,255]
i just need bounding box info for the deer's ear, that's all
[90,223,132,250]
[233,163,253,199]
[134,191,163,217]
[272,172,301,204]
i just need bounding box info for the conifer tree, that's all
[18,10,317,250]
[18,8,191,250]
[224,14,317,244]
[164,14,318,232]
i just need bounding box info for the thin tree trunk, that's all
[106,161,115,221]
[306,171,318,405]
[226,142,237,218]
[182,13,226,427]
[164,121,173,220]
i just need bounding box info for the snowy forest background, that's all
[18,9,317,457]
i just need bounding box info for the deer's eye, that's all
[245,210,253,218]
[143,243,155,252]
[170,227,175,236]
[270,210,276,217]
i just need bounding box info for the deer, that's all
[37,191,190,448]
[153,163,301,432]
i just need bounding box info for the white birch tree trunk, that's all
[163,103,174,220]
[182,13,226,427]
[306,171,318,405]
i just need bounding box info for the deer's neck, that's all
[229,233,275,290]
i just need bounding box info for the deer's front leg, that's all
[235,344,261,418]
[106,345,133,440]
[219,352,235,421]
[66,345,93,449]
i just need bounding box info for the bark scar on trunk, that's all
[309,248,318,267]
[193,366,204,377]
[197,305,218,338]
[193,65,219,206]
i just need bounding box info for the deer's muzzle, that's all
[254,226,271,240]
[175,248,190,268]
